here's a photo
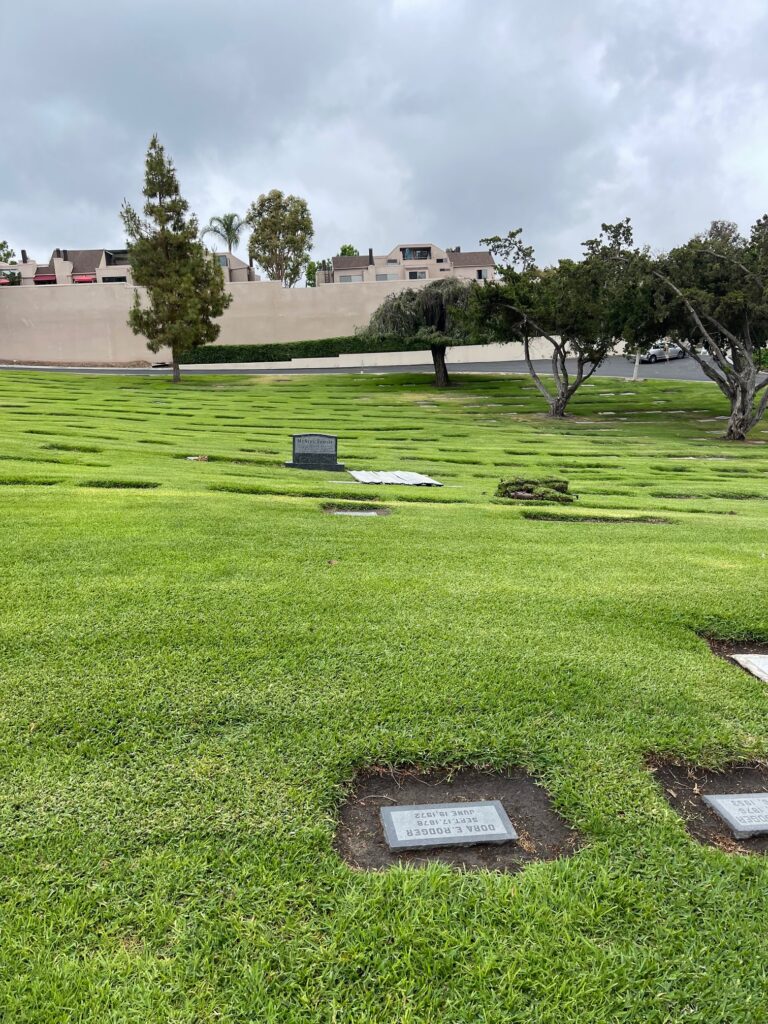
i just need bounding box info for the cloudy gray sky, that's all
[3,1,768,268]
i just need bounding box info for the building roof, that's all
[47,249,105,274]
[331,255,370,271]
[449,250,495,268]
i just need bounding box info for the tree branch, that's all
[523,333,555,408]
[700,248,766,291]
[651,270,733,388]
[749,384,768,429]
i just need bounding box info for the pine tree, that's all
[121,136,232,382]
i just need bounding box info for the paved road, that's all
[0,354,745,383]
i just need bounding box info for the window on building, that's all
[401,247,431,261]
[102,276,127,283]
[217,255,229,267]
[339,274,363,283]
[436,258,446,264]
[476,268,489,280]
[408,270,427,280]
[386,258,398,264]
[376,273,399,281]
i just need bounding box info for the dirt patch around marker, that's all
[522,511,671,524]
[335,766,580,872]
[650,757,768,855]
[79,480,160,490]
[322,502,391,516]
[702,635,768,659]
[0,478,60,486]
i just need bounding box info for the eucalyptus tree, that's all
[246,190,314,287]
[201,213,246,253]
[364,277,473,387]
[121,136,232,383]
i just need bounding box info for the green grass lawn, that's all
[1,369,767,1023]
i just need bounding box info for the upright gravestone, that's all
[285,433,345,472]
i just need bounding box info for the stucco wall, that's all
[0,278,438,363]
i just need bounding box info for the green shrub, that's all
[179,334,428,365]
[495,477,576,504]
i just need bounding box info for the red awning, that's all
[0,278,10,285]
[73,275,96,283]
[34,274,56,282]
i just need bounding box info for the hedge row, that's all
[179,334,434,365]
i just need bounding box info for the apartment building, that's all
[316,242,496,285]
[3,248,258,286]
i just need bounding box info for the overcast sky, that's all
[3,1,768,268]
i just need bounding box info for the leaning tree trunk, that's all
[171,354,181,384]
[547,390,570,417]
[431,344,450,388]
[725,380,755,440]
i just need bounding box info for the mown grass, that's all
[0,369,767,1023]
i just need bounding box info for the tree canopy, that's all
[365,277,474,387]
[474,223,636,416]
[645,218,768,439]
[121,135,232,383]
[246,190,313,287]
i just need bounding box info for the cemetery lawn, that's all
[2,368,768,1024]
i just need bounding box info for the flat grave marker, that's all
[285,433,345,472]
[731,654,768,682]
[702,793,768,839]
[380,801,517,851]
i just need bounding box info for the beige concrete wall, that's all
[179,340,555,371]
[0,277,443,363]
[0,283,164,362]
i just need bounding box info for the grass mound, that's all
[496,476,576,503]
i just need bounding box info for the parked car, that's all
[633,342,686,364]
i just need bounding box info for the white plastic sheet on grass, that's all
[348,470,443,487]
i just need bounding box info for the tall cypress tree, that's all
[121,136,232,382]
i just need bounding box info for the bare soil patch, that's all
[79,480,160,490]
[322,503,391,516]
[522,512,671,524]
[335,766,580,872]
[702,635,768,659]
[650,757,768,855]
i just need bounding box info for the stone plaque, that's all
[380,801,517,851]
[702,793,768,839]
[285,433,345,472]
[732,654,768,683]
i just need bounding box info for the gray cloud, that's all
[3,0,768,266]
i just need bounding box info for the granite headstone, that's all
[702,793,768,839]
[285,433,345,472]
[380,800,517,851]
[732,654,768,683]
